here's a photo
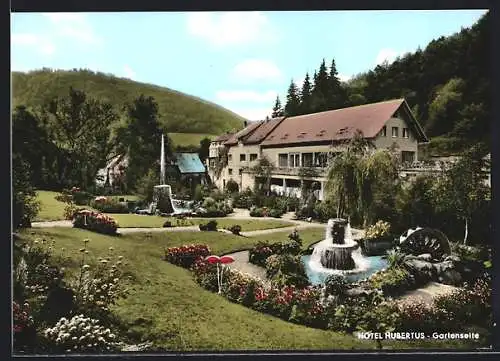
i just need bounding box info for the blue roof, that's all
[173,153,206,174]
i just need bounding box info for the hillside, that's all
[12,69,245,135]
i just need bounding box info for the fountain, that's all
[305,218,387,284]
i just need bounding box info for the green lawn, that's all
[34,191,71,221]
[110,214,294,231]
[19,227,472,351]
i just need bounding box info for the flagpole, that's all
[160,133,165,185]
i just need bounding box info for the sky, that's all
[11,10,488,121]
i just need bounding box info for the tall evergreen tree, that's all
[327,58,347,109]
[311,59,330,112]
[284,80,301,116]
[271,95,284,117]
[299,73,312,115]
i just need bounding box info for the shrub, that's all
[386,249,406,269]
[248,242,274,266]
[90,199,129,214]
[164,244,211,269]
[250,207,266,217]
[265,254,309,289]
[42,314,120,353]
[324,274,348,296]
[228,225,242,235]
[63,203,84,220]
[225,179,239,194]
[232,189,254,209]
[13,301,36,352]
[313,200,337,222]
[269,208,284,218]
[365,220,391,240]
[71,190,94,206]
[199,220,218,231]
[198,199,232,217]
[73,210,118,235]
[191,258,220,292]
[55,193,73,203]
[367,267,417,297]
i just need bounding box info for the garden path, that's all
[396,282,460,306]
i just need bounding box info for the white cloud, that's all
[11,33,55,56]
[230,107,272,121]
[338,73,352,82]
[231,59,282,83]
[216,90,277,103]
[186,12,275,46]
[123,65,136,79]
[375,48,403,66]
[42,12,102,46]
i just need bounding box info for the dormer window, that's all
[403,128,409,138]
[392,127,399,138]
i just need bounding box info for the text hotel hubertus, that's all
[356,332,480,340]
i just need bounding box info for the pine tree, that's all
[284,80,301,116]
[271,95,284,117]
[311,59,329,112]
[299,72,312,115]
[328,58,347,109]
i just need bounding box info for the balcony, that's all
[270,167,328,178]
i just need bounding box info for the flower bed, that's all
[248,240,301,267]
[73,210,118,235]
[90,198,129,214]
[163,244,210,269]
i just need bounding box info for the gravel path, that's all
[396,282,460,306]
[224,250,270,285]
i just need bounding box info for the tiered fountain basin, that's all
[304,218,388,285]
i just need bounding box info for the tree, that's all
[12,153,40,229]
[434,145,489,244]
[251,156,275,196]
[284,80,301,116]
[39,87,119,189]
[327,58,347,109]
[12,106,51,188]
[272,96,284,117]
[426,78,465,137]
[299,73,312,115]
[198,137,211,164]
[116,94,171,189]
[311,59,330,113]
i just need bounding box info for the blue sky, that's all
[11,10,487,121]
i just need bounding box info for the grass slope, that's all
[21,228,473,351]
[169,133,212,148]
[12,69,245,135]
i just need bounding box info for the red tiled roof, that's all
[213,133,234,142]
[224,121,264,145]
[261,99,406,146]
[244,117,285,144]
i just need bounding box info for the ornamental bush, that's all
[365,220,391,240]
[249,207,266,217]
[90,198,129,214]
[164,244,211,269]
[265,254,309,289]
[228,224,242,235]
[73,210,118,235]
[199,220,218,231]
[366,267,417,297]
[248,240,302,267]
[43,314,120,353]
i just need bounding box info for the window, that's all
[239,169,243,175]
[278,154,288,167]
[228,154,233,162]
[403,128,409,138]
[401,151,415,164]
[228,169,233,175]
[392,127,399,137]
[240,154,246,162]
[381,126,387,137]
[289,153,300,168]
[302,153,313,167]
[209,159,216,168]
[250,153,258,161]
[314,152,328,167]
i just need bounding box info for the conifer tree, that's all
[311,59,329,112]
[284,80,301,116]
[328,58,347,109]
[271,95,284,117]
[299,72,312,115]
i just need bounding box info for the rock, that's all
[433,260,455,274]
[345,287,375,298]
[404,259,434,272]
[444,255,461,263]
[416,253,433,261]
[439,269,462,286]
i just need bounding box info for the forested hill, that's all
[12,69,246,135]
[276,12,490,156]
[349,12,490,155]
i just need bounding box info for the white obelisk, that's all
[160,134,165,185]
